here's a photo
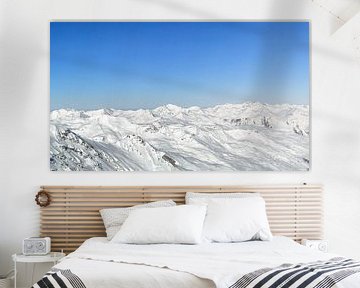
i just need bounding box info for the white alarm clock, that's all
[301,239,328,252]
[23,237,51,255]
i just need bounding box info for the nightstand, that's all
[301,239,328,252]
[12,252,65,288]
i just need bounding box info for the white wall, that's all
[1,0,360,285]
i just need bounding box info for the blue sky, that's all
[50,22,309,110]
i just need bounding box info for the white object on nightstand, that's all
[301,239,328,252]
[22,237,51,255]
[12,252,65,288]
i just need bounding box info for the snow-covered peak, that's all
[152,103,183,116]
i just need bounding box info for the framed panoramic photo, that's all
[50,21,310,172]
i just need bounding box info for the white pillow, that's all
[202,197,272,243]
[186,192,259,204]
[111,205,207,244]
[100,200,176,240]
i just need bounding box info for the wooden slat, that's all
[39,184,323,253]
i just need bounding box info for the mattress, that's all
[36,237,360,288]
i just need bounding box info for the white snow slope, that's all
[50,102,310,171]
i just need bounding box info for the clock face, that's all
[36,241,45,250]
[318,242,327,252]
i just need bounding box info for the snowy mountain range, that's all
[50,102,310,171]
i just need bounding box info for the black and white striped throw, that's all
[229,257,360,288]
[32,268,86,288]
[32,257,360,288]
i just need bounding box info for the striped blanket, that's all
[32,268,86,288]
[230,258,360,288]
[32,258,360,288]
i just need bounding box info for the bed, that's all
[33,236,360,288]
[33,185,360,288]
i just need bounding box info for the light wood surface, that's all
[39,184,323,253]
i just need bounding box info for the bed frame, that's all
[39,184,323,253]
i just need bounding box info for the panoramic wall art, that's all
[50,21,310,172]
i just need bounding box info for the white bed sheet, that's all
[56,258,214,288]
[54,236,360,288]
[56,237,214,288]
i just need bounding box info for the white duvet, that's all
[54,237,360,288]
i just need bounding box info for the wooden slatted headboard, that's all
[39,185,323,253]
